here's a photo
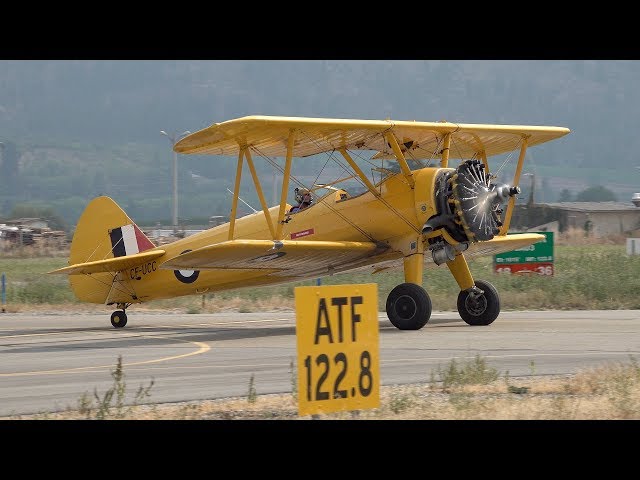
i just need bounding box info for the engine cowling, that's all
[422,160,520,258]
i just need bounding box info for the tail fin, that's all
[66,196,156,304]
[69,196,155,266]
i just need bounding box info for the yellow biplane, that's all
[49,115,570,329]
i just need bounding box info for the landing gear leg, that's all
[110,303,129,328]
[446,254,501,325]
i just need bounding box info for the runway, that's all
[1,310,639,417]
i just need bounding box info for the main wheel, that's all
[386,283,432,330]
[110,310,128,328]
[457,279,500,326]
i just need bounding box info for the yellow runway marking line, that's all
[0,335,210,377]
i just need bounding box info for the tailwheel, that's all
[110,310,128,328]
[457,279,500,326]
[386,282,432,330]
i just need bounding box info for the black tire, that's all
[386,283,432,330]
[457,279,500,326]
[110,310,128,328]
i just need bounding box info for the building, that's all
[5,218,49,230]
[511,201,640,237]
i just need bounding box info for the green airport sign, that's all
[494,231,554,264]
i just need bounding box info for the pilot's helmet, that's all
[295,187,310,203]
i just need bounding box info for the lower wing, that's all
[160,239,390,277]
[463,233,546,260]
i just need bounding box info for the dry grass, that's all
[554,227,627,246]
[6,356,640,420]
[0,244,69,258]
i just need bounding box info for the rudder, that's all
[69,196,155,264]
[68,196,155,304]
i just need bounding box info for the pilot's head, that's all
[295,187,311,204]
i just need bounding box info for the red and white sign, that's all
[494,262,554,276]
[291,228,314,240]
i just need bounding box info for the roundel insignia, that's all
[174,249,200,283]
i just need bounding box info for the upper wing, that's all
[174,115,570,160]
[161,239,389,277]
[48,250,166,275]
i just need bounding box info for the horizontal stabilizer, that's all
[48,250,166,275]
[161,239,387,275]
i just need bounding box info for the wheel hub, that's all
[465,295,488,316]
[395,295,417,320]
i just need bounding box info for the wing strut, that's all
[276,130,297,239]
[384,132,415,188]
[499,136,529,235]
[228,148,245,240]
[338,148,380,197]
[244,148,276,239]
[440,133,452,168]
[479,150,489,171]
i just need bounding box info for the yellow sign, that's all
[295,283,380,416]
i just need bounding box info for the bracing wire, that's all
[279,128,424,235]
[493,137,523,178]
[296,128,424,234]
[251,144,377,241]
[83,271,138,299]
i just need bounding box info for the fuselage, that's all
[101,167,446,304]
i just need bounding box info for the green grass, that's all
[435,354,500,391]
[0,257,76,304]
[2,244,640,310]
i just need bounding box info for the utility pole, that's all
[160,130,191,232]
[523,172,535,207]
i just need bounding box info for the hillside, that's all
[1,60,638,228]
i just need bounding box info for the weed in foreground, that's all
[435,354,499,392]
[76,355,154,419]
[247,374,257,403]
[289,358,297,402]
[388,392,416,414]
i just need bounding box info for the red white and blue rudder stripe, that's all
[109,224,155,257]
